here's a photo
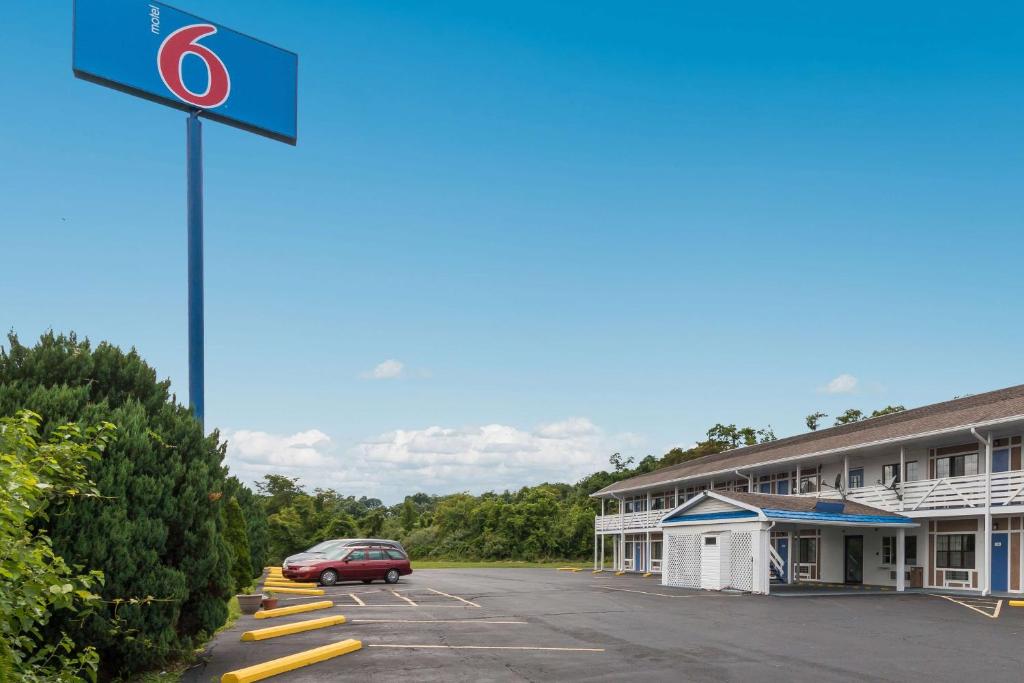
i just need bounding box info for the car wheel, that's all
[320,569,338,586]
[362,579,373,584]
[384,569,400,584]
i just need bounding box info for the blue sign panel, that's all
[73,1,297,144]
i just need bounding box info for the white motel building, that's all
[591,384,1024,595]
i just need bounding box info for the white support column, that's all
[600,534,605,571]
[984,432,993,596]
[787,530,795,584]
[796,464,802,494]
[748,471,755,493]
[899,447,906,512]
[896,527,906,592]
[792,527,800,582]
[843,455,849,491]
[594,530,598,570]
[619,494,625,570]
[674,485,678,508]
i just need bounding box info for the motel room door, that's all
[992,532,1009,593]
[844,535,863,584]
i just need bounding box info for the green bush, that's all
[223,498,253,593]
[0,411,108,682]
[0,332,234,679]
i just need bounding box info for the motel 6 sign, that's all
[73,0,298,144]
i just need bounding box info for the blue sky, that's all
[3,2,1023,502]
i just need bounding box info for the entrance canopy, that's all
[660,491,918,529]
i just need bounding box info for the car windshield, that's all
[307,540,344,553]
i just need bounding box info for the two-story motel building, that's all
[591,384,1024,595]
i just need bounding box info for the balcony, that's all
[594,470,1024,532]
[837,469,1024,512]
[595,509,663,532]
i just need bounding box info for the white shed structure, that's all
[659,491,917,594]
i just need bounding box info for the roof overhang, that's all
[592,412,1024,499]
[658,491,917,528]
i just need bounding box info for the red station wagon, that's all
[283,545,413,586]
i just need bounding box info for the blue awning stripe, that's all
[762,508,912,524]
[662,510,758,524]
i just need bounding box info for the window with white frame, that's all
[905,460,919,482]
[881,536,917,566]
[935,453,978,479]
[936,534,975,569]
[848,468,864,489]
[800,474,820,494]
[881,536,896,565]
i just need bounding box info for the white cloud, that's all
[363,359,404,379]
[224,418,643,503]
[822,373,859,394]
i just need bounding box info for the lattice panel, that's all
[665,532,702,588]
[729,531,753,591]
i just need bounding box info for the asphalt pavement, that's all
[183,568,1024,682]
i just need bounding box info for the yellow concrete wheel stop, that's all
[254,600,333,619]
[221,639,362,682]
[241,615,347,641]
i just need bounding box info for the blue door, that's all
[775,538,788,582]
[634,544,642,571]
[993,448,1010,473]
[777,480,789,495]
[992,532,1009,592]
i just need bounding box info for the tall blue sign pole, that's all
[73,1,298,427]
[186,112,205,424]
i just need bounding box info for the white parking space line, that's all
[348,593,365,606]
[427,587,481,608]
[594,585,712,599]
[352,619,527,624]
[368,644,605,653]
[931,594,1003,619]
[392,590,418,606]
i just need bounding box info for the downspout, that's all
[971,427,992,596]
[735,469,752,493]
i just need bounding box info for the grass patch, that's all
[411,560,589,569]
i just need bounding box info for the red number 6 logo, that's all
[157,24,231,108]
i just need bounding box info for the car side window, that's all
[347,550,366,561]
[386,549,406,560]
[368,549,385,560]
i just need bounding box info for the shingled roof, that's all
[594,383,1024,496]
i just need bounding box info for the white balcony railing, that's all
[595,470,1024,531]
[594,509,663,532]
[840,469,1024,512]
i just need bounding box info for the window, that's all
[346,550,367,561]
[848,468,864,489]
[368,549,385,560]
[882,537,896,565]
[759,482,771,493]
[704,536,717,546]
[652,541,663,560]
[905,461,919,482]
[800,475,819,494]
[936,534,975,569]
[798,537,817,563]
[386,549,407,560]
[882,463,900,484]
[905,536,917,565]
[935,453,978,478]
[881,536,917,565]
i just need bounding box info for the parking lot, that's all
[186,569,1024,682]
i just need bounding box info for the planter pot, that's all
[261,597,279,610]
[237,594,263,615]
